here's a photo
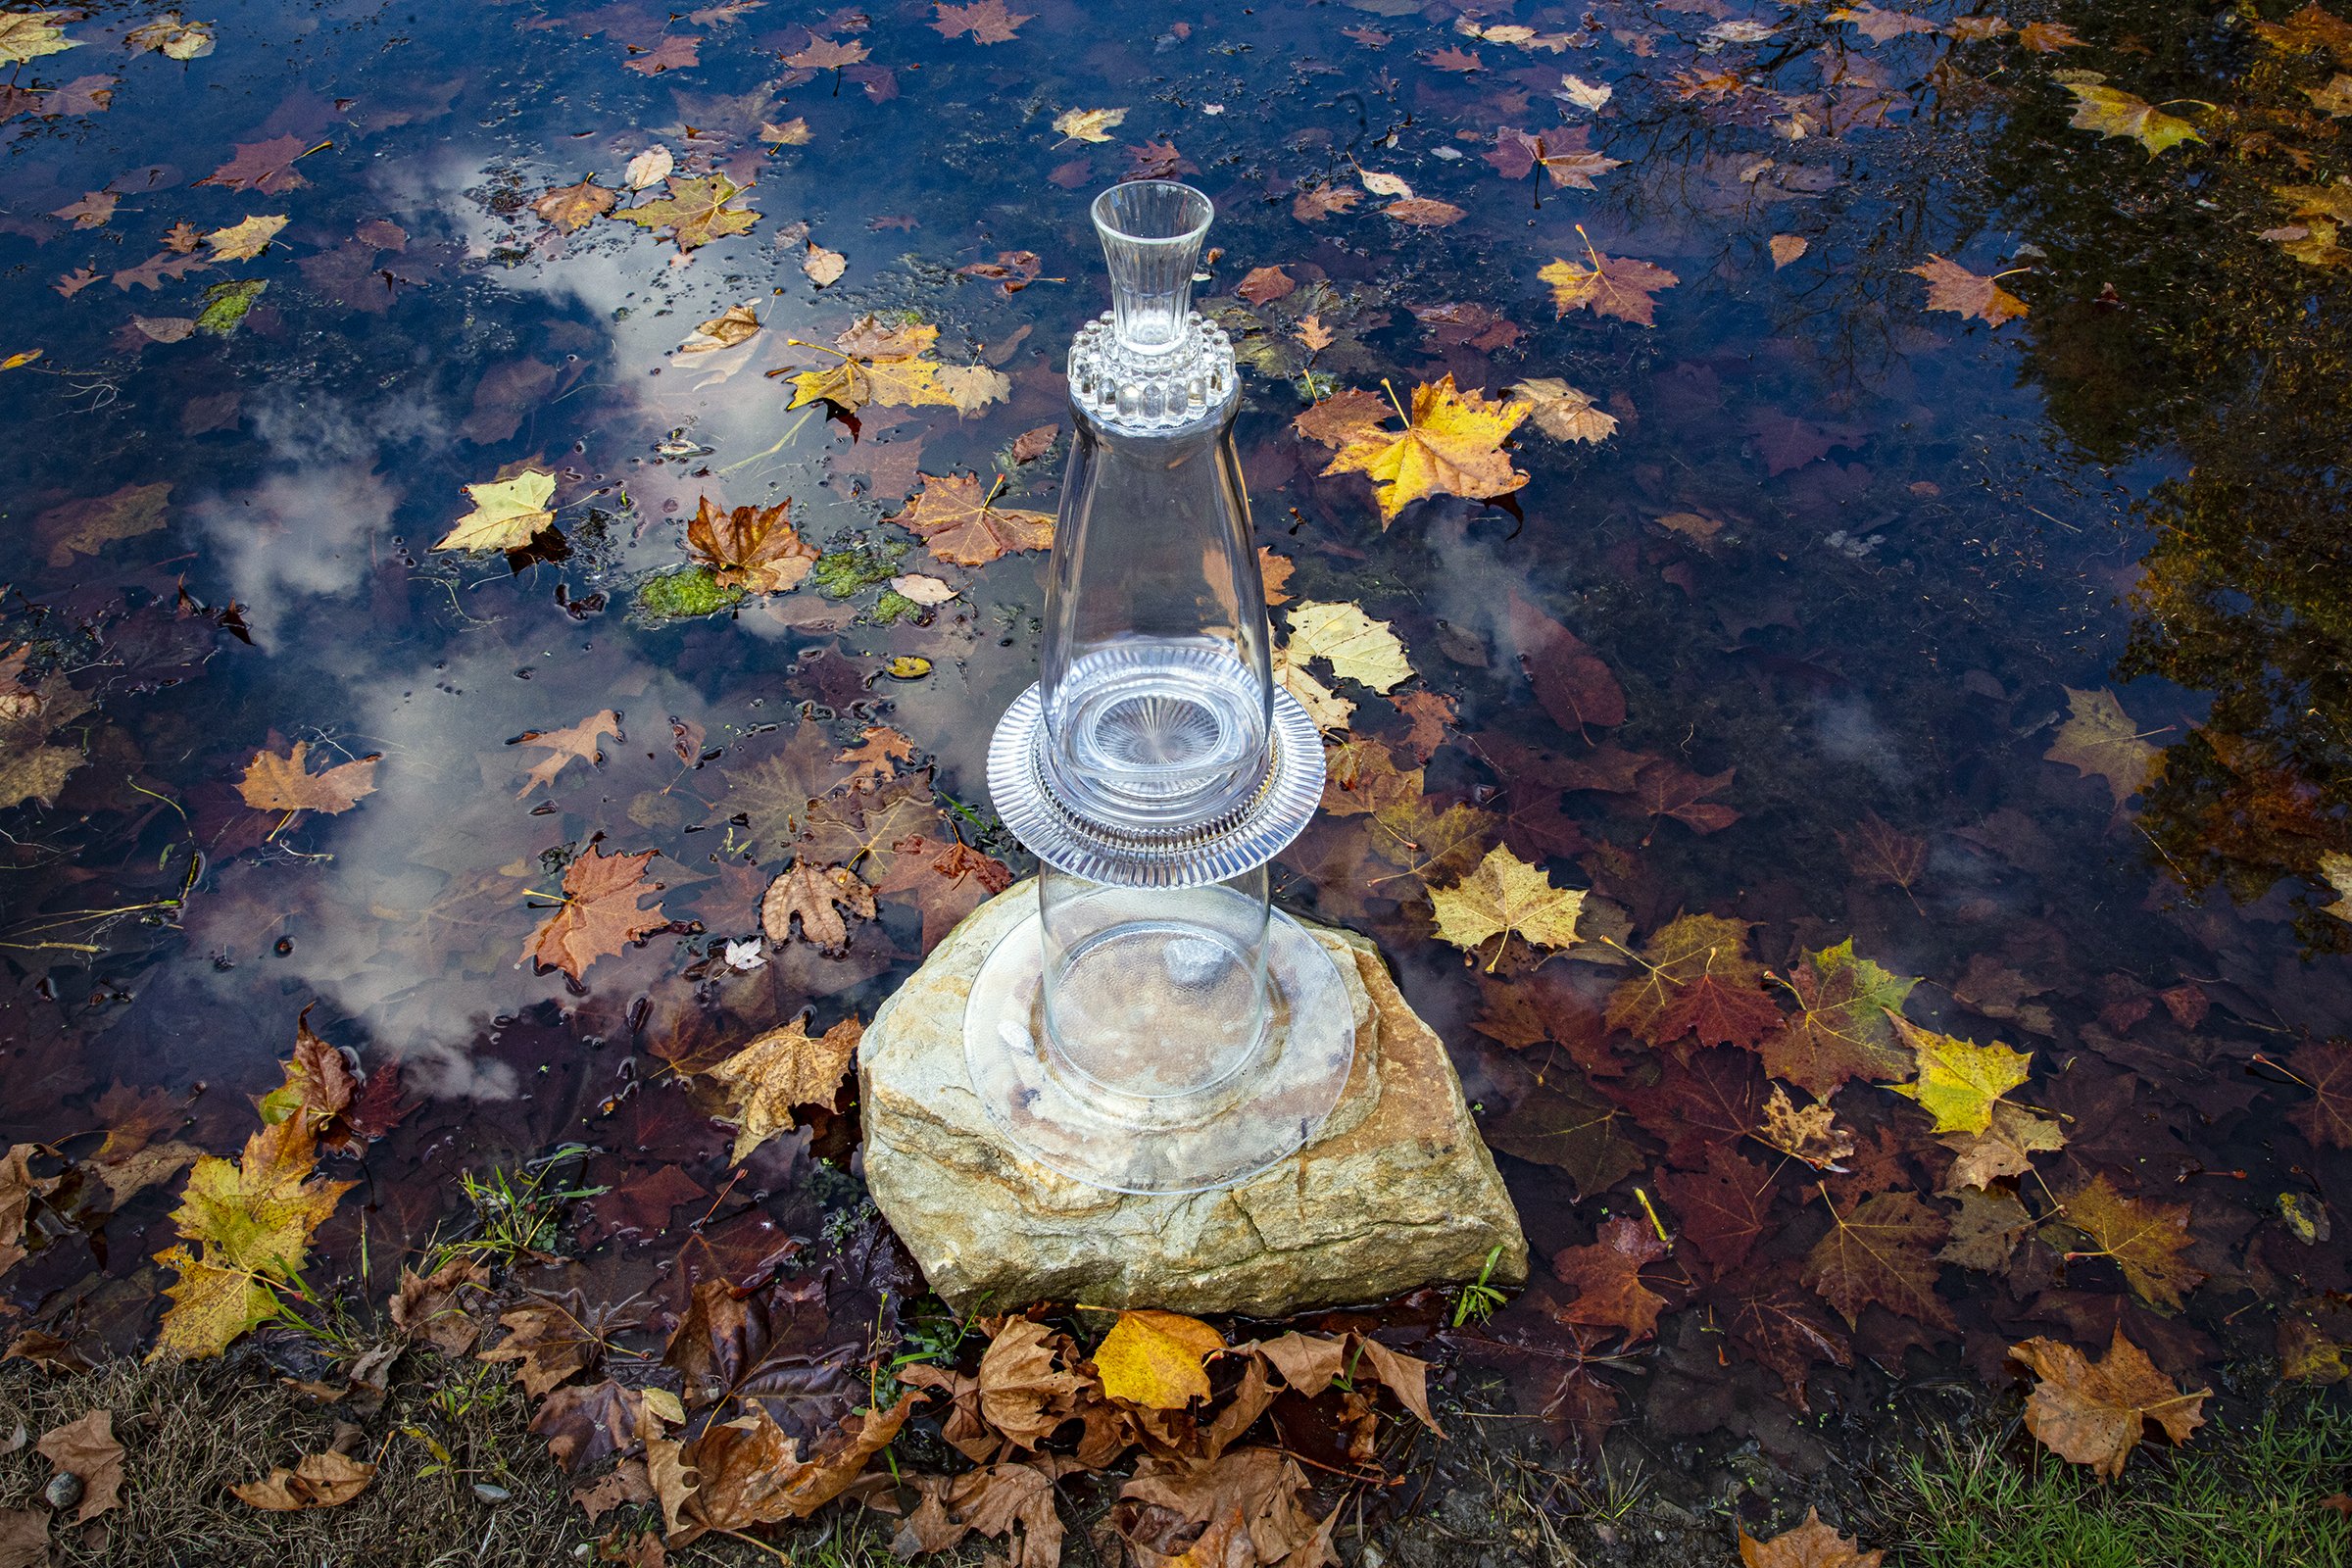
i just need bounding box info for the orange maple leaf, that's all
[524,846,666,982]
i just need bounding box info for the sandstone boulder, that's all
[858,884,1527,1317]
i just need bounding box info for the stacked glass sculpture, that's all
[965,181,1356,1195]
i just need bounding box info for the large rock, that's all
[858,883,1528,1317]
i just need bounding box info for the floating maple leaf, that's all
[0,9,77,62]
[1539,231,1679,326]
[2065,83,2203,157]
[1052,106,1126,143]
[686,496,818,592]
[889,472,1053,566]
[2010,1330,2209,1479]
[1756,1085,1856,1169]
[932,0,1028,42]
[1605,913,1765,1046]
[1486,126,1624,189]
[1910,256,2027,325]
[2043,686,2162,807]
[617,173,759,251]
[524,846,667,982]
[2276,1037,2352,1148]
[783,34,869,70]
[1507,378,1618,444]
[1319,375,1529,524]
[760,858,875,951]
[435,469,557,553]
[197,135,314,195]
[773,316,957,414]
[238,740,379,815]
[536,177,618,232]
[623,33,699,74]
[1285,601,1414,694]
[1760,941,1917,1096]
[510,710,621,797]
[705,1016,861,1162]
[1430,844,1585,971]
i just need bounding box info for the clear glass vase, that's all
[966,180,1354,1196]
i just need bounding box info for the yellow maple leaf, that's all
[155,1102,354,1358]
[1883,1015,2032,1135]
[1053,106,1127,143]
[0,10,78,64]
[2043,686,2162,807]
[1429,844,1585,971]
[2065,84,2203,157]
[1319,375,1528,525]
[435,469,558,553]
[1093,1309,1224,1408]
[205,215,287,261]
[1272,645,1354,733]
[615,172,760,251]
[238,740,378,814]
[1284,601,1414,693]
[705,1016,863,1163]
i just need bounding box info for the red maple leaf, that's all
[197,134,316,195]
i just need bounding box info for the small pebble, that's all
[45,1472,81,1510]
[472,1482,512,1503]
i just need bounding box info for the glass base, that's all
[961,906,1358,1195]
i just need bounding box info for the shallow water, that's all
[2,0,2349,1482]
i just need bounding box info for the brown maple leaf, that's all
[2053,1172,2206,1311]
[1838,810,1927,904]
[535,177,618,233]
[1292,181,1362,221]
[1487,127,1625,189]
[197,135,315,195]
[1657,1145,1778,1270]
[705,1015,862,1162]
[759,858,875,952]
[783,35,869,70]
[238,741,379,815]
[1756,1085,1857,1170]
[889,472,1054,566]
[479,1291,647,1397]
[2010,1329,2210,1479]
[837,725,918,788]
[685,496,817,593]
[623,33,700,74]
[1910,256,2027,325]
[873,834,1013,954]
[1799,1187,1954,1329]
[1550,1216,1672,1342]
[524,846,667,982]
[932,0,1029,43]
[1632,760,1738,843]
[510,709,621,798]
[1739,1508,1883,1568]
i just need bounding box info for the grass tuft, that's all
[1881,1394,2352,1568]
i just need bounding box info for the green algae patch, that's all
[635,565,744,622]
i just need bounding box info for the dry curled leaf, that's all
[686,497,818,593]
[231,1449,375,1511]
[1094,1310,1224,1408]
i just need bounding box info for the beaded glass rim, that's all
[986,682,1326,888]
